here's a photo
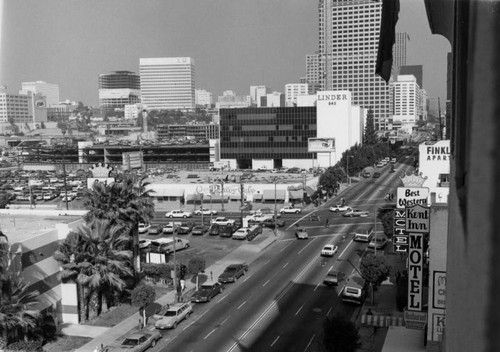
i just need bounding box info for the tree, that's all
[318,165,344,192]
[378,210,394,238]
[131,285,156,328]
[83,174,155,273]
[363,108,378,145]
[360,253,391,305]
[53,220,133,321]
[187,256,206,291]
[323,316,361,352]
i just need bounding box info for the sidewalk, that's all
[68,228,281,352]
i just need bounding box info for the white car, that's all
[139,238,151,249]
[280,206,301,214]
[165,210,193,218]
[232,228,250,240]
[329,204,352,212]
[194,207,218,216]
[321,244,339,257]
[247,213,273,223]
[211,217,236,226]
[138,223,151,233]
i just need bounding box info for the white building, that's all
[139,57,195,111]
[195,89,214,107]
[285,83,309,107]
[20,81,60,107]
[98,89,140,112]
[418,140,450,204]
[249,86,270,107]
[216,90,251,109]
[124,103,143,120]
[392,75,423,133]
[0,87,33,124]
[265,92,285,107]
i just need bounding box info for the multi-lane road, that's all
[148,160,413,352]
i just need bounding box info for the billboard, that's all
[123,151,144,170]
[308,138,335,152]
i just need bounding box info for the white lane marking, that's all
[313,282,321,291]
[263,279,271,287]
[242,275,250,282]
[279,241,294,252]
[217,292,230,303]
[263,260,270,265]
[226,253,319,352]
[270,336,280,347]
[237,301,247,310]
[304,334,315,351]
[327,306,333,316]
[297,236,316,254]
[282,262,289,268]
[338,238,354,259]
[204,328,217,339]
[221,317,229,325]
[295,304,304,316]
[328,265,334,272]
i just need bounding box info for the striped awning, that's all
[289,190,304,199]
[151,188,185,197]
[262,189,286,200]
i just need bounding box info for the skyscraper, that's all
[98,71,140,111]
[393,32,410,71]
[20,81,60,107]
[315,0,392,130]
[139,57,195,111]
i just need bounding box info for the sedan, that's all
[194,207,218,216]
[321,244,339,257]
[342,209,369,217]
[148,225,161,235]
[218,263,248,283]
[280,206,301,214]
[329,204,352,212]
[192,225,209,236]
[139,239,151,249]
[176,223,193,235]
[211,217,235,226]
[119,332,162,351]
[295,228,309,239]
[165,210,193,218]
[372,172,381,178]
[262,218,286,228]
[190,282,224,303]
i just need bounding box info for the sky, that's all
[0,0,451,107]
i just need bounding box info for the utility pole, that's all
[62,147,69,210]
[438,97,443,140]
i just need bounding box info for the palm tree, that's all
[0,267,40,349]
[54,220,133,321]
[83,173,155,273]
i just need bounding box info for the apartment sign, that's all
[433,271,446,309]
[393,208,408,253]
[407,233,424,312]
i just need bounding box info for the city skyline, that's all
[0,0,450,106]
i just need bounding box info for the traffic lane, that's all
[244,235,370,351]
[153,234,338,352]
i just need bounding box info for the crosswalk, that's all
[361,314,405,327]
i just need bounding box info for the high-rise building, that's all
[305,53,322,94]
[392,75,422,132]
[20,81,60,107]
[393,32,410,71]
[314,0,392,130]
[249,86,270,107]
[139,57,195,111]
[98,71,140,112]
[285,83,309,107]
[400,65,423,88]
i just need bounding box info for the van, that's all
[150,238,190,254]
[342,274,366,305]
[353,229,374,242]
[368,233,388,250]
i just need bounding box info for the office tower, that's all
[98,71,140,111]
[316,0,392,130]
[400,65,423,88]
[139,57,195,111]
[392,75,422,132]
[285,83,309,106]
[20,81,60,107]
[393,32,410,71]
[249,86,270,107]
[0,87,33,123]
[305,53,322,94]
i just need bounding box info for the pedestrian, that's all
[325,218,329,228]
[138,317,143,330]
[210,270,213,281]
[395,271,401,285]
[366,308,373,316]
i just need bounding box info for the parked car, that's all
[148,225,161,235]
[190,282,224,303]
[208,224,220,236]
[138,223,151,234]
[251,207,281,218]
[323,270,342,286]
[280,206,301,214]
[155,302,192,329]
[361,171,371,178]
[295,228,309,239]
[211,217,236,226]
[118,332,162,351]
[372,172,381,178]
[194,207,218,216]
[165,210,193,218]
[262,218,286,228]
[139,239,151,249]
[342,209,369,217]
[192,225,209,236]
[176,222,194,235]
[329,204,352,212]
[231,228,250,240]
[321,244,339,257]
[162,222,182,234]
[247,213,273,224]
[218,263,248,283]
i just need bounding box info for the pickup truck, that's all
[352,230,374,242]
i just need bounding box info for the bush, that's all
[6,340,43,352]
[142,263,173,281]
[396,272,409,311]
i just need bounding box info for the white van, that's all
[150,238,190,253]
[368,233,388,250]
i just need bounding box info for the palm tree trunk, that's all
[131,227,140,274]
[77,283,87,323]
[88,290,99,320]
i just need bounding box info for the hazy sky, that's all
[0,0,450,106]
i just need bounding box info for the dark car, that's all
[219,223,237,238]
[218,263,248,283]
[372,172,381,178]
[118,331,162,351]
[176,222,194,235]
[192,225,208,236]
[262,218,286,228]
[190,282,224,303]
[362,171,371,178]
[208,224,220,236]
[148,225,161,235]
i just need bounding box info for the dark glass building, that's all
[220,107,317,169]
[98,71,140,89]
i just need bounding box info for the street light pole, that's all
[273,176,279,236]
[172,224,179,303]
